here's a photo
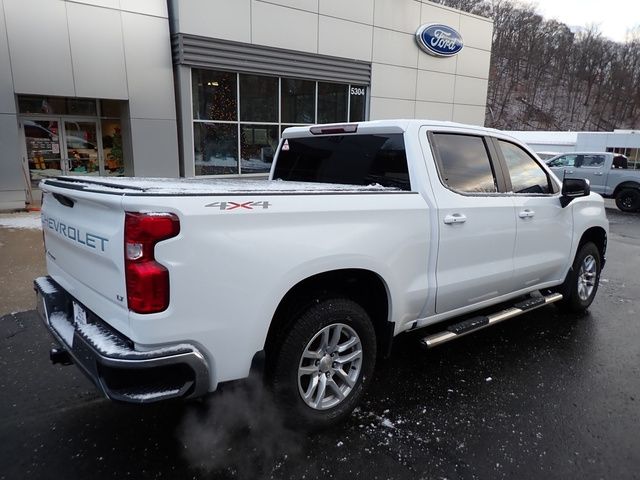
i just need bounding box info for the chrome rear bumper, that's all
[34,276,210,403]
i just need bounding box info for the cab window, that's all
[577,154,605,168]
[548,154,575,167]
[498,140,553,194]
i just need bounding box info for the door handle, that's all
[566,170,574,174]
[518,209,535,219]
[594,172,604,176]
[443,213,467,224]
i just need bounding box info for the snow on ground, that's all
[0,212,42,230]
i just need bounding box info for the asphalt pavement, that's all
[0,207,638,480]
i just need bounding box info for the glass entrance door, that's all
[62,121,100,177]
[23,118,63,187]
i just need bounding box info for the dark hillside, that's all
[432,0,640,130]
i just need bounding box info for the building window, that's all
[240,74,278,122]
[18,95,125,186]
[191,68,369,176]
[607,147,640,169]
[192,69,237,121]
[240,124,278,174]
[281,79,315,124]
[349,85,367,122]
[317,82,348,124]
[194,123,238,175]
[18,96,97,116]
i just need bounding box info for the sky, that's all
[517,0,640,43]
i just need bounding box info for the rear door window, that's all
[273,133,410,190]
[577,154,605,168]
[498,140,552,194]
[430,133,498,193]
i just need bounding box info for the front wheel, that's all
[615,188,640,212]
[556,242,602,313]
[270,298,377,430]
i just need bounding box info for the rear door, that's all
[573,154,608,194]
[427,131,516,314]
[492,139,573,289]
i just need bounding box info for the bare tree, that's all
[431,0,640,131]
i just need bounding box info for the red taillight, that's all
[124,212,180,314]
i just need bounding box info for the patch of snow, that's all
[76,322,130,356]
[0,212,42,230]
[52,176,399,195]
[35,276,58,295]
[381,418,395,429]
[50,312,74,346]
[76,321,194,358]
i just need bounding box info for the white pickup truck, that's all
[546,152,640,212]
[35,120,608,428]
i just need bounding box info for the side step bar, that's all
[420,292,563,349]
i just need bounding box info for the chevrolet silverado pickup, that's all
[35,120,608,428]
[547,152,640,212]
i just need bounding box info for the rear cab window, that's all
[273,133,411,190]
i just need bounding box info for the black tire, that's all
[555,242,602,313]
[615,188,640,212]
[270,297,376,430]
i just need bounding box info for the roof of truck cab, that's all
[282,119,508,139]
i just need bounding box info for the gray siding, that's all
[0,0,179,210]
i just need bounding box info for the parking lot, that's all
[1,207,638,480]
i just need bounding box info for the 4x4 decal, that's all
[205,201,271,211]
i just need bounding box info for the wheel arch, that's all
[577,226,607,265]
[612,181,640,197]
[264,269,393,367]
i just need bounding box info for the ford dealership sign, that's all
[415,24,464,57]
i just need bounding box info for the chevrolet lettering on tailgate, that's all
[42,213,109,252]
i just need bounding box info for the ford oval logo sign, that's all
[415,24,464,57]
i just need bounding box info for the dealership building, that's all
[0,0,493,210]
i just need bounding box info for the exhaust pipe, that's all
[50,348,73,366]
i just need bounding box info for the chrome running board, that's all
[420,292,563,349]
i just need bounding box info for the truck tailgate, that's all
[40,183,129,333]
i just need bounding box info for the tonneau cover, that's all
[42,177,398,196]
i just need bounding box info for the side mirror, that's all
[561,178,590,207]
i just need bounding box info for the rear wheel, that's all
[556,242,602,313]
[270,298,376,430]
[615,188,640,212]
